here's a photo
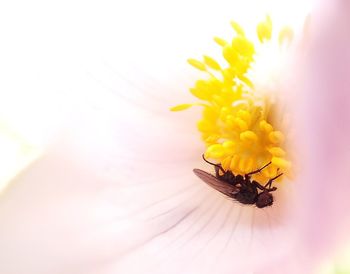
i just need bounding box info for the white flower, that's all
[0,1,349,274]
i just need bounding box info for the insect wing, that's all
[193,169,239,197]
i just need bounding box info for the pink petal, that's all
[297,0,350,261]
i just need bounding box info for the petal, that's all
[0,0,317,274]
[297,1,350,261]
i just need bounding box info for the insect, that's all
[193,155,283,208]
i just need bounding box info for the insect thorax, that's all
[215,167,242,185]
[232,186,258,205]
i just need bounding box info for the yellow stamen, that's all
[223,45,239,65]
[197,119,216,132]
[230,21,245,36]
[213,37,228,47]
[187,58,207,71]
[232,36,255,57]
[222,140,236,150]
[172,17,293,182]
[279,26,294,46]
[240,131,258,143]
[268,131,285,144]
[271,157,292,170]
[257,15,272,43]
[230,155,240,171]
[203,55,221,70]
[268,147,286,157]
[206,144,226,158]
[260,120,273,133]
[170,104,193,111]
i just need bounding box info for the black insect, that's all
[193,155,283,208]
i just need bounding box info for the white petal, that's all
[0,0,320,273]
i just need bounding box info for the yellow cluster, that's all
[172,16,292,183]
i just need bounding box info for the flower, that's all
[0,1,349,274]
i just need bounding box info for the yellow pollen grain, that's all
[206,144,226,158]
[222,140,236,150]
[197,119,216,132]
[187,58,207,71]
[230,155,240,171]
[203,55,221,70]
[279,26,294,46]
[260,120,273,133]
[204,135,219,144]
[262,165,277,178]
[232,36,254,57]
[230,21,245,36]
[238,75,254,88]
[268,147,286,157]
[269,131,285,144]
[234,117,248,131]
[257,15,272,43]
[170,104,193,111]
[203,107,217,121]
[240,131,258,143]
[214,37,228,47]
[239,158,252,173]
[212,94,226,106]
[237,109,251,124]
[224,115,235,128]
[222,156,232,171]
[245,157,255,173]
[223,45,239,65]
[271,157,291,170]
[219,107,230,120]
[222,68,235,82]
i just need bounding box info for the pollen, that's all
[172,17,293,183]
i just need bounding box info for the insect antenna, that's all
[202,154,225,173]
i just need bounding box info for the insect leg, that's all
[202,154,225,174]
[245,162,272,177]
[252,180,266,191]
[264,173,283,191]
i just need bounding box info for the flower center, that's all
[172,16,292,183]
